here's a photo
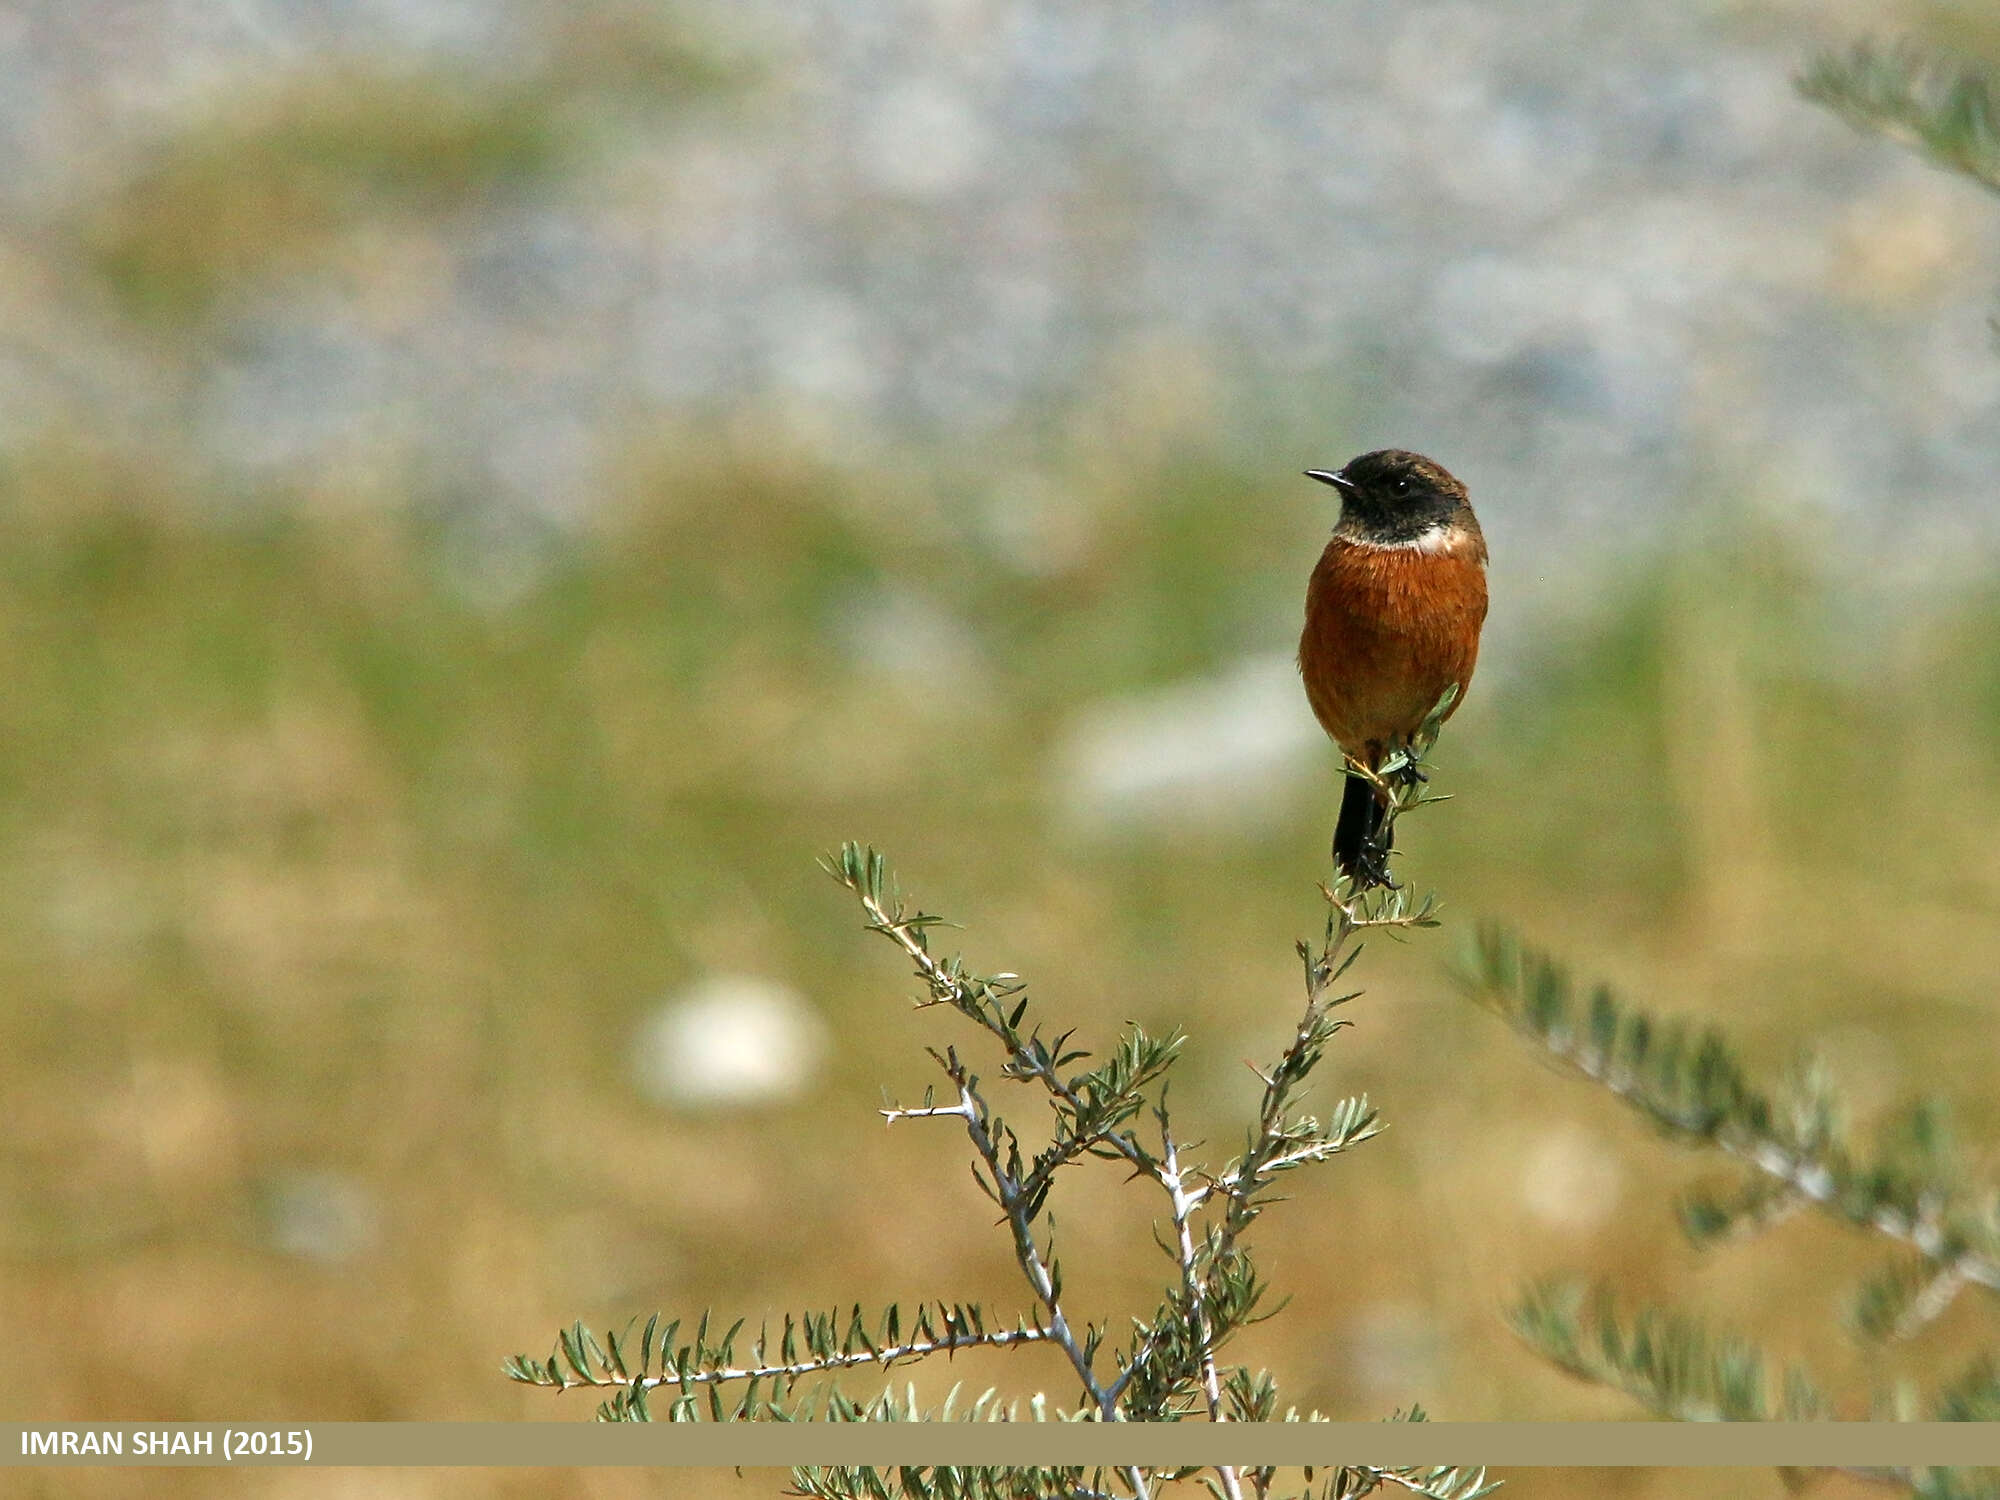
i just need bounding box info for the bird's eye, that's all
[1390,477,1411,496]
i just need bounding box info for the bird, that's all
[1297,449,1488,889]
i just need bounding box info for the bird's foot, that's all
[1349,839,1400,893]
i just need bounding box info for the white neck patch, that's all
[1346,523,1465,555]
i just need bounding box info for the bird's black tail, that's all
[1333,770,1392,887]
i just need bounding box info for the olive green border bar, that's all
[6,1423,2000,1468]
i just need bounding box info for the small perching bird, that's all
[1297,449,1488,889]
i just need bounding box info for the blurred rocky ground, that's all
[2,0,1997,618]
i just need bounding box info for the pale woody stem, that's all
[1159,1131,1244,1500]
[600,1326,1057,1391]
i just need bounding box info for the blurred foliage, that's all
[1508,1281,1830,1423]
[1463,931,2000,1478]
[1799,29,2000,349]
[1799,39,2000,195]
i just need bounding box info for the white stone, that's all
[633,976,829,1109]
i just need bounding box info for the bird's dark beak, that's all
[1305,469,1355,493]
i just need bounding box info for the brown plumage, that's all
[1297,450,1487,887]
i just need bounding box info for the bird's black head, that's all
[1305,449,1476,547]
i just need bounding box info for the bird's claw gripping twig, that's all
[1350,837,1399,892]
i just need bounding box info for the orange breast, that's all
[1298,537,1488,761]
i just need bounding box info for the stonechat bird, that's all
[1298,449,1488,889]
